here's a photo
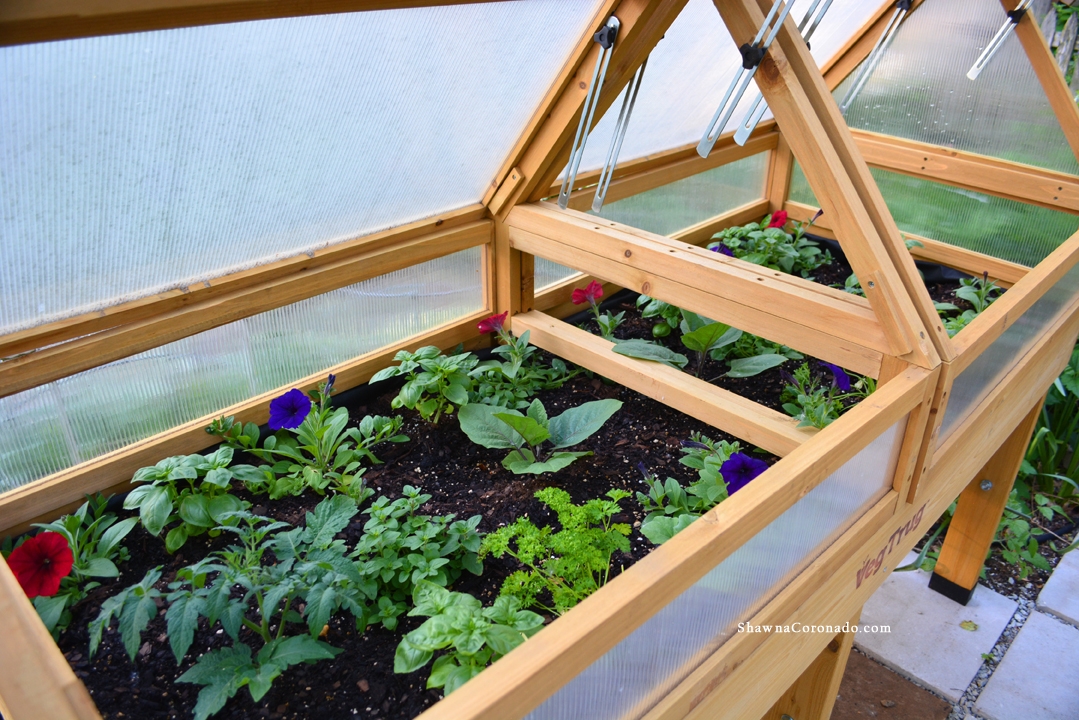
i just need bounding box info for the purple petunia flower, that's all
[720,452,769,494]
[325,373,336,394]
[268,388,312,430]
[819,361,851,392]
[710,243,734,257]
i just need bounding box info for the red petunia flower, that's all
[571,281,604,306]
[477,311,508,334]
[7,532,74,598]
[766,210,789,229]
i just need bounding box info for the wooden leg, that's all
[762,609,860,720]
[492,219,534,327]
[929,400,1044,605]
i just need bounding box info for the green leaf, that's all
[680,322,733,353]
[304,584,337,637]
[394,637,434,674]
[443,383,470,406]
[612,339,688,369]
[165,524,190,553]
[484,624,527,656]
[139,486,174,537]
[207,494,244,524]
[266,634,342,668]
[34,594,70,634]
[83,557,120,578]
[547,399,622,448]
[302,495,358,549]
[640,514,697,544]
[191,681,239,720]
[678,310,713,334]
[179,494,215,528]
[166,594,205,663]
[503,450,589,475]
[119,592,158,661]
[494,413,551,447]
[202,467,233,489]
[726,354,788,378]
[457,403,525,449]
[98,517,137,557]
[427,654,462,689]
[525,398,548,426]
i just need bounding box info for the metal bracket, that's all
[967,0,1033,80]
[559,16,621,210]
[839,0,913,112]
[697,0,798,158]
[733,0,834,146]
[592,56,650,212]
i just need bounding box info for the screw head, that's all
[980,479,993,491]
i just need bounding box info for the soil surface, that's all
[56,370,775,720]
[832,649,952,720]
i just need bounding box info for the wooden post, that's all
[765,134,794,215]
[929,399,1044,605]
[762,610,861,720]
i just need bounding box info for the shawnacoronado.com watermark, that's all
[737,622,890,634]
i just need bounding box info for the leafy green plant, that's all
[471,314,578,409]
[210,377,408,503]
[612,338,689,369]
[27,495,137,636]
[636,295,682,338]
[677,311,741,377]
[781,362,846,429]
[480,487,631,615]
[370,346,479,423]
[707,214,831,277]
[843,273,865,296]
[458,398,621,474]
[572,280,623,340]
[124,447,249,552]
[956,272,1001,313]
[393,581,543,694]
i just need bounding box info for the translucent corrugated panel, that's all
[835,0,1079,175]
[528,416,909,720]
[593,152,769,236]
[789,163,1079,267]
[0,1,599,335]
[572,0,884,173]
[535,259,580,292]
[940,264,1079,441]
[0,249,482,493]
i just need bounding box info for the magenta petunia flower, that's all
[268,388,312,430]
[571,281,604,306]
[720,452,768,494]
[767,210,789,229]
[7,532,74,598]
[477,311,509,334]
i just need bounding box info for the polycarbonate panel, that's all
[594,152,769,236]
[535,259,580,292]
[789,163,1078,267]
[0,1,599,335]
[0,249,482,492]
[572,0,884,173]
[528,416,909,720]
[940,264,1079,440]
[836,0,1079,175]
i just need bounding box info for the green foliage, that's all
[636,295,682,338]
[707,217,831,277]
[678,312,740,377]
[936,274,1002,337]
[611,338,689,369]
[480,487,631,615]
[637,434,741,544]
[24,494,137,636]
[843,273,865,297]
[393,581,543,694]
[124,448,248,552]
[781,362,845,429]
[458,398,621,475]
[370,346,479,423]
[471,330,578,409]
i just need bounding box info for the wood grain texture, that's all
[0,0,515,46]
[513,311,815,457]
[0,222,491,399]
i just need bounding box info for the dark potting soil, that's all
[56,370,777,720]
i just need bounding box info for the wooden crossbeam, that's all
[1002,0,1079,164]
[852,130,1079,215]
[717,0,944,368]
[507,202,888,377]
[0,220,492,400]
[512,311,815,457]
[0,0,519,47]
[783,200,1031,288]
[415,365,929,720]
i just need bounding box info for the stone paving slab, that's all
[1036,549,1079,628]
[975,611,1079,720]
[855,554,1016,702]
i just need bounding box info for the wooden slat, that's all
[1004,0,1079,164]
[0,555,101,720]
[540,123,779,201]
[508,203,887,377]
[765,133,795,215]
[415,366,930,720]
[720,0,943,368]
[669,198,771,246]
[0,204,487,360]
[512,311,815,457]
[561,132,778,211]
[783,200,1030,289]
[0,0,516,46]
[763,610,859,720]
[0,311,490,537]
[822,0,927,90]
[951,229,1079,375]
[514,0,690,208]
[852,129,1079,215]
[0,221,492,399]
